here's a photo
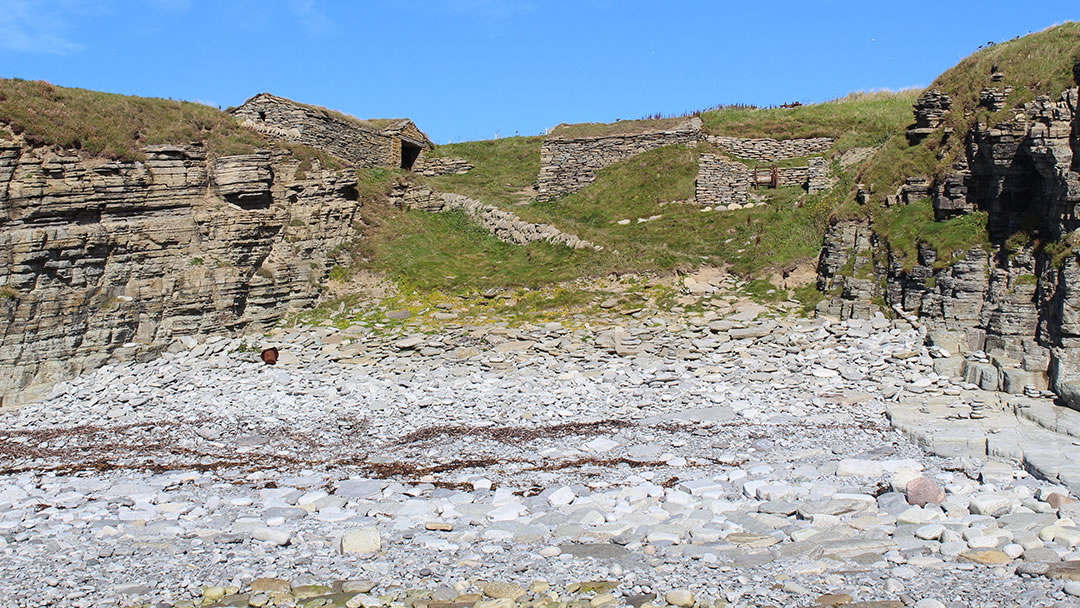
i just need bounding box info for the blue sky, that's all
[0,1,1076,144]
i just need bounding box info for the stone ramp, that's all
[888,393,1080,493]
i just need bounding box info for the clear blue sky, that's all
[1,1,1076,144]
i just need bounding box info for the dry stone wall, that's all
[0,141,362,404]
[695,155,751,206]
[536,118,702,200]
[231,93,432,169]
[391,183,592,250]
[413,154,474,176]
[695,155,829,207]
[706,136,833,162]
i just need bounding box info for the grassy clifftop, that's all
[845,22,1080,267]
[0,79,269,160]
[701,91,919,151]
[0,79,339,170]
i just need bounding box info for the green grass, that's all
[0,78,344,167]
[701,90,920,151]
[550,116,694,139]
[742,279,787,303]
[421,136,543,207]
[353,206,600,291]
[933,22,1080,135]
[524,146,830,278]
[874,199,991,271]
[0,79,267,160]
[347,144,834,292]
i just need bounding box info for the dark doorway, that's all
[400,141,422,171]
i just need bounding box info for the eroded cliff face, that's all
[819,82,1080,403]
[0,142,361,404]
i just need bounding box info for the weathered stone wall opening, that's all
[401,141,422,170]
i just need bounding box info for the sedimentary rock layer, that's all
[0,142,361,404]
[819,83,1080,406]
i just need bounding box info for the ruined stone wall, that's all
[0,141,362,404]
[695,155,751,206]
[536,118,702,200]
[706,136,833,162]
[391,183,592,250]
[807,157,829,193]
[231,93,430,169]
[413,154,474,176]
[695,156,828,207]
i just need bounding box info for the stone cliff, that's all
[0,141,361,405]
[818,64,1080,407]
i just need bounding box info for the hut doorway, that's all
[400,141,422,171]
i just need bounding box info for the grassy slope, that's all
[421,136,544,207]
[701,91,920,151]
[852,22,1080,266]
[351,143,833,292]
[525,146,831,277]
[0,78,341,168]
[347,88,928,293]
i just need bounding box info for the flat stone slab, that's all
[558,543,629,560]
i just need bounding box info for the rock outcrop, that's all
[820,71,1080,406]
[907,89,953,141]
[0,141,362,404]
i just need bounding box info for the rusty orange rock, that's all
[261,347,279,365]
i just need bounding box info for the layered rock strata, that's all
[820,75,1080,407]
[391,182,593,250]
[0,141,361,404]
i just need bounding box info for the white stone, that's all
[968,494,1012,517]
[250,526,291,546]
[836,459,883,477]
[1003,543,1024,558]
[915,524,945,541]
[585,437,618,453]
[340,527,381,554]
[665,589,694,607]
[1056,527,1080,547]
[547,487,576,507]
[488,503,526,521]
[1065,582,1080,597]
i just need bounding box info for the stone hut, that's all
[231,93,433,170]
